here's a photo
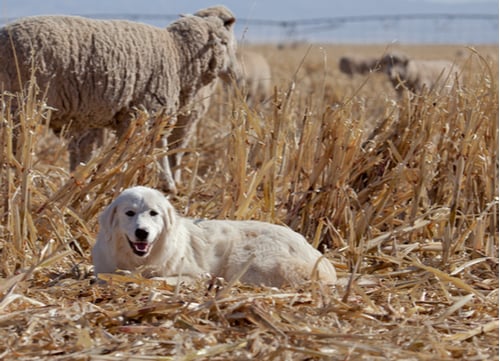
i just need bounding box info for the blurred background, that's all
[0,0,498,44]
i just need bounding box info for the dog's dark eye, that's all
[150,210,158,216]
[125,210,136,217]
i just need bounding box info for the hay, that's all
[0,44,498,360]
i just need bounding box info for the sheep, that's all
[338,55,381,77]
[236,49,272,105]
[0,6,238,192]
[380,52,461,96]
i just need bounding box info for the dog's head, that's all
[98,186,176,258]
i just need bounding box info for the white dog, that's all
[92,186,337,287]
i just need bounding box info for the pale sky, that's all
[0,0,497,43]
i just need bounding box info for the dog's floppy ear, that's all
[160,195,177,232]
[92,198,121,276]
[97,199,119,243]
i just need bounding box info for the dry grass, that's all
[0,43,498,360]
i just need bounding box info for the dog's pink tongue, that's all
[134,242,149,252]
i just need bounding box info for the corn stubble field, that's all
[0,43,498,360]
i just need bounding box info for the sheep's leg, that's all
[169,93,211,183]
[158,135,177,194]
[169,115,198,184]
[167,113,189,183]
[68,128,103,171]
[113,110,177,192]
[173,159,182,183]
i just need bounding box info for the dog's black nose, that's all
[135,228,149,241]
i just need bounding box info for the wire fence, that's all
[235,13,499,44]
[1,13,498,44]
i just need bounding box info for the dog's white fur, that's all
[92,186,337,287]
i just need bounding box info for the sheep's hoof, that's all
[159,178,178,195]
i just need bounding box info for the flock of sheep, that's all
[339,51,461,96]
[0,5,460,193]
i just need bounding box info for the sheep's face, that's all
[216,28,240,84]
[387,62,408,83]
[339,57,354,76]
[381,53,410,84]
[194,6,240,84]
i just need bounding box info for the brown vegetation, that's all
[0,43,498,360]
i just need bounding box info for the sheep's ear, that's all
[223,17,236,29]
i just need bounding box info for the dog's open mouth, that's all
[127,238,152,257]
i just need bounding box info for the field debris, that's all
[0,44,498,360]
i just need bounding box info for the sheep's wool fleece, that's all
[0,14,230,132]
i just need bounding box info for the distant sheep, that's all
[339,55,381,77]
[237,49,272,105]
[381,52,461,95]
[0,6,238,192]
